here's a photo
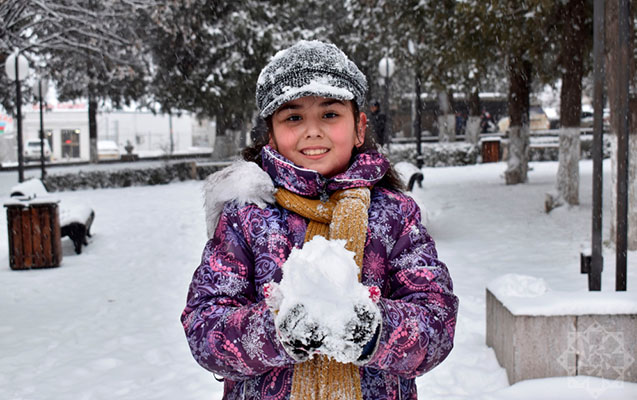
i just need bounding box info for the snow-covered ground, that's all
[0,159,635,399]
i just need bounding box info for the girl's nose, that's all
[304,120,324,139]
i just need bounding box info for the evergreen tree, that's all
[489,0,558,184]
[142,1,291,157]
[453,1,503,143]
[546,0,593,210]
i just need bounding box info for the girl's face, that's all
[270,96,367,178]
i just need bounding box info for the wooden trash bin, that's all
[4,198,62,270]
[481,138,501,163]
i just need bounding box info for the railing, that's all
[390,127,604,145]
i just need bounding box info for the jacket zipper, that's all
[397,376,401,400]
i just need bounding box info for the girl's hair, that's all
[242,103,405,192]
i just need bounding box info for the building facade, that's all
[0,102,215,163]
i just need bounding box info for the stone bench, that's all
[486,274,637,385]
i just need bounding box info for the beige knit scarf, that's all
[275,186,371,400]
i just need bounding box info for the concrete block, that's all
[575,315,637,382]
[486,288,637,384]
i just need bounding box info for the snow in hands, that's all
[269,236,381,364]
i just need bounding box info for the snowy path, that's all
[1,159,635,399]
[415,160,635,399]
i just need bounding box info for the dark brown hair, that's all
[242,102,404,192]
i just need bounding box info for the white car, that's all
[97,140,121,160]
[24,139,52,162]
[497,106,551,133]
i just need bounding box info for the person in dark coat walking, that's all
[368,99,387,147]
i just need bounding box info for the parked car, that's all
[497,106,551,133]
[580,111,594,128]
[24,139,52,162]
[533,106,610,130]
[97,140,121,160]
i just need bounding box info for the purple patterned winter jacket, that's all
[182,146,458,399]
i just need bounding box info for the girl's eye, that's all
[324,112,338,119]
[286,115,302,122]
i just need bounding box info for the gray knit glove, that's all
[276,303,326,362]
[322,301,381,364]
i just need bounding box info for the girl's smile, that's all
[270,96,367,178]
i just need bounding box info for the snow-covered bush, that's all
[43,162,226,192]
[389,142,480,167]
[580,135,611,160]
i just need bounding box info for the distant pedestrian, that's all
[369,99,387,147]
[480,109,496,133]
[250,116,268,144]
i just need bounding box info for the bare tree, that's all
[2,0,151,162]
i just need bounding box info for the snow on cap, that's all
[256,40,368,118]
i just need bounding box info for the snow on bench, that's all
[393,161,428,225]
[10,179,95,254]
[394,161,424,191]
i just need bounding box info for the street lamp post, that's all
[169,111,175,155]
[378,56,395,149]
[33,79,49,180]
[4,51,29,182]
[414,75,423,168]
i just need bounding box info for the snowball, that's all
[275,236,374,361]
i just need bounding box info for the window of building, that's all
[61,129,80,158]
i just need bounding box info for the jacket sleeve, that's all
[181,203,295,380]
[364,196,459,378]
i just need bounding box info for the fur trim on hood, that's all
[203,160,275,238]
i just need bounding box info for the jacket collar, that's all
[261,145,389,199]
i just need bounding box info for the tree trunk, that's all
[211,112,243,160]
[437,90,456,142]
[505,57,531,185]
[550,0,586,210]
[211,112,228,160]
[88,96,98,163]
[465,90,481,145]
[606,1,637,250]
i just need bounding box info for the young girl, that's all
[182,40,458,400]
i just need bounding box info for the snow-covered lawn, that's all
[1,159,635,399]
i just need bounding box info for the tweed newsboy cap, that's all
[256,40,368,118]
